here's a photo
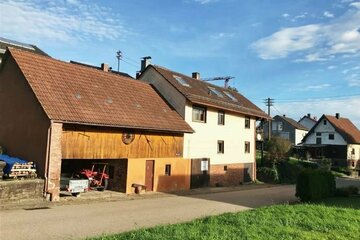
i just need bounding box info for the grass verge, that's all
[91,198,360,240]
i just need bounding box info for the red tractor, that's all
[79,163,109,191]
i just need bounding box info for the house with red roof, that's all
[301,113,360,168]
[139,63,269,188]
[0,48,193,201]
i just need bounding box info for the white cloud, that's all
[323,11,334,18]
[0,0,131,44]
[306,84,331,90]
[193,0,218,4]
[251,3,360,61]
[276,96,360,128]
[327,65,336,70]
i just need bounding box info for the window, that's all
[192,105,207,123]
[165,164,171,176]
[224,91,238,102]
[173,75,190,87]
[208,87,224,97]
[316,138,322,144]
[245,116,251,129]
[278,122,283,131]
[351,148,355,155]
[329,134,335,140]
[218,111,225,125]
[316,132,321,136]
[324,120,327,125]
[217,140,224,154]
[245,141,251,153]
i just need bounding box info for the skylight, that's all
[208,87,224,98]
[173,75,190,87]
[224,91,238,102]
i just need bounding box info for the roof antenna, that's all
[116,50,122,72]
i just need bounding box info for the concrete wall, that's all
[295,129,308,145]
[0,55,50,177]
[183,103,256,165]
[139,67,187,118]
[126,157,191,194]
[304,119,347,145]
[0,179,44,204]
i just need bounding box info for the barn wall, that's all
[61,125,184,159]
[0,54,50,177]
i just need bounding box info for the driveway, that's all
[0,185,296,240]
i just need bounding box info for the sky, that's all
[1,0,360,127]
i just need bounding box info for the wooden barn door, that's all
[145,160,154,191]
[190,158,210,189]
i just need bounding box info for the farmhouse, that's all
[139,64,269,188]
[301,113,360,168]
[0,48,193,201]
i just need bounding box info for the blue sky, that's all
[1,0,360,127]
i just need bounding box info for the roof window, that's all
[224,91,238,102]
[173,75,190,87]
[208,87,224,98]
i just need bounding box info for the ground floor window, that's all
[245,141,251,153]
[165,164,171,176]
[217,140,224,154]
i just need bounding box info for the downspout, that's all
[44,120,53,199]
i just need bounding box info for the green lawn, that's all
[91,197,360,240]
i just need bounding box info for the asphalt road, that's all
[0,185,296,240]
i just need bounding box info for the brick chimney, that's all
[101,63,109,72]
[335,113,340,119]
[141,56,151,72]
[307,113,311,118]
[192,72,200,80]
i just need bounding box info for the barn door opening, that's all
[190,158,210,189]
[145,160,154,191]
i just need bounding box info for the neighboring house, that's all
[139,64,269,188]
[301,113,360,167]
[0,37,48,64]
[0,48,193,201]
[263,115,309,145]
[298,113,317,130]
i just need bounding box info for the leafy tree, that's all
[264,137,292,166]
[227,86,238,92]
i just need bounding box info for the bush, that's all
[335,186,359,197]
[264,137,291,165]
[295,169,336,202]
[298,160,318,169]
[257,167,279,183]
[277,161,304,184]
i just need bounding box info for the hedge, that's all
[257,167,279,183]
[295,169,336,202]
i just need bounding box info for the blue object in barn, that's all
[0,154,28,174]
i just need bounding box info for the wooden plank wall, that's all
[61,126,184,159]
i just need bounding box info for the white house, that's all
[139,64,269,187]
[298,114,317,130]
[302,113,360,168]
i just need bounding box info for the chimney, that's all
[335,113,340,119]
[283,114,286,117]
[101,63,109,72]
[307,113,311,118]
[192,72,200,80]
[141,56,151,72]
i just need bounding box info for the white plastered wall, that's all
[303,120,347,145]
[295,129,308,145]
[183,103,255,165]
[348,144,360,160]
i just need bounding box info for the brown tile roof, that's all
[325,115,360,144]
[149,65,269,119]
[7,48,193,133]
[275,115,309,131]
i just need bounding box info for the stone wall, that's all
[210,162,254,187]
[0,179,44,203]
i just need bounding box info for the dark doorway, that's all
[190,158,210,189]
[145,160,154,191]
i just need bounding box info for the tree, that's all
[227,86,238,92]
[264,137,292,166]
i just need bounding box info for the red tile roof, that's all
[149,65,269,119]
[7,48,193,133]
[325,115,360,144]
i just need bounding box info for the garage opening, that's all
[61,159,128,193]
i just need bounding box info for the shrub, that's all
[335,186,359,197]
[277,161,304,184]
[298,160,318,169]
[264,137,291,165]
[257,167,279,183]
[295,169,336,202]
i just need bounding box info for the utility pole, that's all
[264,98,274,140]
[116,50,122,72]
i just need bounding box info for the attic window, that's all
[224,91,238,102]
[208,87,223,98]
[173,75,190,87]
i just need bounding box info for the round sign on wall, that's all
[122,133,135,145]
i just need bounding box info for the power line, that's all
[269,93,360,103]
[122,59,139,68]
[123,56,139,65]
